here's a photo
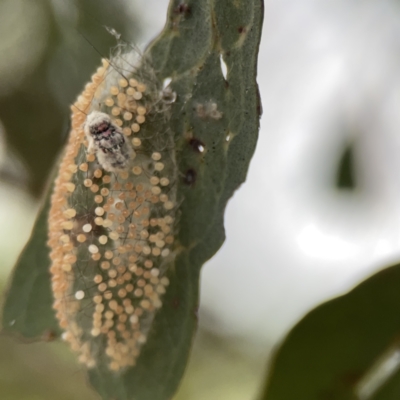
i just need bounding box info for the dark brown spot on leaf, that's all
[42,329,57,341]
[172,297,180,309]
[183,169,197,186]
[174,3,191,15]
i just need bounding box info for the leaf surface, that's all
[1,182,61,339]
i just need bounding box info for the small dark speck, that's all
[238,26,246,33]
[43,330,57,342]
[172,297,180,309]
[183,169,197,185]
[174,3,191,15]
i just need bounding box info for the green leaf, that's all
[260,263,400,400]
[89,1,263,398]
[1,181,61,339]
[2,0,263,399]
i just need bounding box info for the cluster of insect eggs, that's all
[50,67,177,371]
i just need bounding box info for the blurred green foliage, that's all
[261,262,400,400]
[336,143,356,190]
[0,328,265,400]
[0,336,97,400]
[0,0,137,197]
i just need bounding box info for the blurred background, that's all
[2,0,400,398]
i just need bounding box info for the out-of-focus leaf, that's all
[0,336,97,400]
[0,0,135,196]
[373,368,400,399]
[336,143,356,189]
[261,263,400,400]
